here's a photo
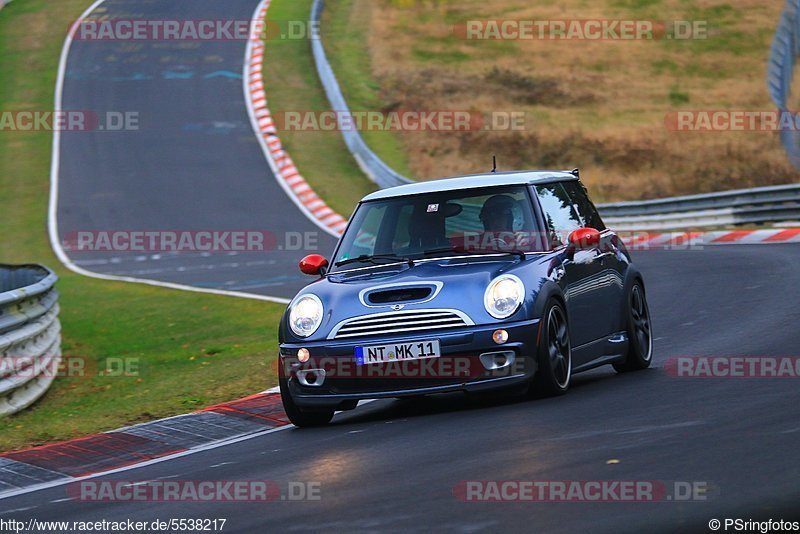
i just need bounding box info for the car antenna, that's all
[491,155,497,173]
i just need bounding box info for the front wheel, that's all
[279,379,334,427]
[529,299,572,397]
[614,282,653,373]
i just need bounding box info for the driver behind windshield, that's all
[329,187,544,271]
[479,194,516,232]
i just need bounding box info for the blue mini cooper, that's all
[279,170,653,426]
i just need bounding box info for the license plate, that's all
[355,340,440,365]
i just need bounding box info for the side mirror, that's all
[299,254,329,276]
[568,228,601,250]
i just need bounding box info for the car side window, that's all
[534,183,583,248]
[561,181,606,231]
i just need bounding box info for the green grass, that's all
[317,0,797,198]
[322,0,414,177]
[412,47,471,62]
[0,0,284,452]
[612,0,662,10]
[668,85,690,105]
[0,279,283,452]
[262,0,377,216]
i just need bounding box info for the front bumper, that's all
[279,319,540,410]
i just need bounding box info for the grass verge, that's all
[0,0,283,452]
[320,0,799,201]
[321,0,414,178]
[262,0,378,216]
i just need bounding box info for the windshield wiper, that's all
[421,247,526,261]
[335,254,414,268]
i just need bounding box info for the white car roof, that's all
[361,170,578,202]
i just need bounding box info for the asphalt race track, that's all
[54,0,338,300]
[19,0,800,531]
[3,245,800,532]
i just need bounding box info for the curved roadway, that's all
[55,0,337,299]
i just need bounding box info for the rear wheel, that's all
[613,282,653,373]
[279,379,334,427]
[530,300,571,397]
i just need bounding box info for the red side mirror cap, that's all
[299,254,329,276]
[568,228,601,249]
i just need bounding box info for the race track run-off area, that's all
[3,0,799,531]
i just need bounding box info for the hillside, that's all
[324,0,797,201]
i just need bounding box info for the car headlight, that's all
[288,294,324,337]
[484,275,524,319]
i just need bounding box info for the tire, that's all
[279,379,334,427]
[530,299,572,397]
[613,281,653,373]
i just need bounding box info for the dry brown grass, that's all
[354,0,799,201]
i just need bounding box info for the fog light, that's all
[492,329,509,344]
[297,348,310,363]
[296,369,326,387]
[479,351,516,371]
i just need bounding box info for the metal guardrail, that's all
[311,0,800,229]
[597,184,800,230]
[0,265,61,417]
[769,0,800,169]
[310,0,412,189]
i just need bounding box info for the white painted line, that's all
[0,506,37,516]
[46,0,291,305]
[0,395,380,502]
[0,424,295,501]
[242,0,345,239]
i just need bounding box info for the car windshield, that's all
[331,186,546,271]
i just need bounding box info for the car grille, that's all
[331,309,472,339]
